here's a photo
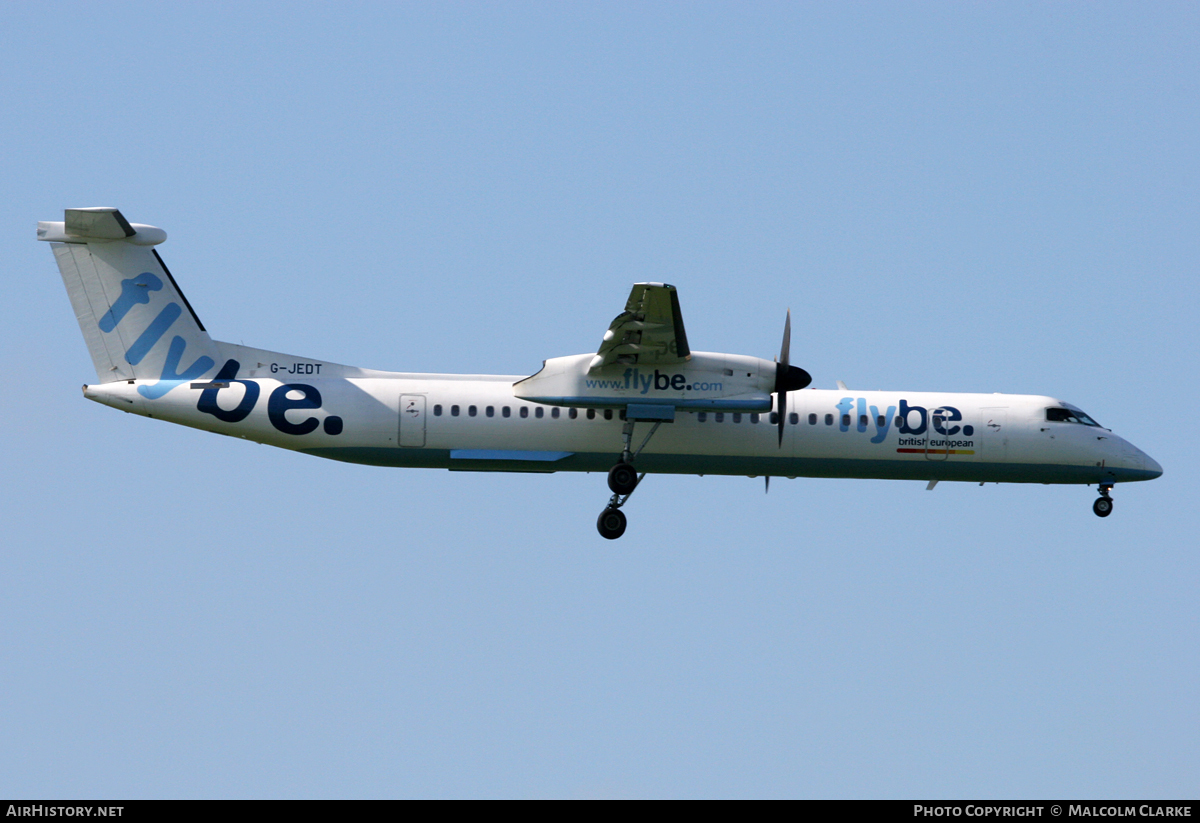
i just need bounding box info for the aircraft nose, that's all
[1144,452,1163,479]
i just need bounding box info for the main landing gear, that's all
[597,417,662,539]
[1093,484,1114,518]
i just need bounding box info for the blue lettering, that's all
[870,403,897,443]
[268,383,322,435]
[137,336,216,399]
[933,405,962,436]
[98,273,163,333]
[836,397,855,432]
[197,359,260,423]
[898,399,927,436]
[125,302,182,365]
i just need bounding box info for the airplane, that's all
[40,207,1162,539]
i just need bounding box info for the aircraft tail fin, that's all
[40,208,220,395]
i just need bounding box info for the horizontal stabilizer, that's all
[66,207,135,239]
[39,207,167,246]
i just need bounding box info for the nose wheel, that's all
[1093,485,1114,518]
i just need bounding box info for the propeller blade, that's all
[777,310,791,446]
[779,309,791,369]
[777,390,786,446]
[773,309,812,447]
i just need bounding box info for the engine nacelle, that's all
[513,351,777,412]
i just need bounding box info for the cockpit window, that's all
[1046,407,1101,427]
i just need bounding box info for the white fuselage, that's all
[39,208,1162,536]
[83,347,1161,488]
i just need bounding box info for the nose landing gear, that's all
[1093,484,1114,517]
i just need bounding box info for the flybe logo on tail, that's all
[99,273,162,332]
[98,273,343,437]
[99,272,214,398]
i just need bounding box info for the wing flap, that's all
[590,283,691,372]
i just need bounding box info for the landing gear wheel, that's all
[597,507,627,540]
[1093,497,1113,517]
[607,462,638,495]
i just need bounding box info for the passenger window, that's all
[468,405,477,417]
[715,412,724,422]
[769,412,778,424]
[451,405,460,417]
[519,406,528,418]
[502,406,511,418]
[808,413,817,425]
[789,413,799,424]
[842,414,850,427]
[825,414,833,426]
[569,408,578,419]
[750,413,759,424]
[698,412,708,422]
[859,415,868,427]
[486,406,495,418]
[604,409,613,420]
[877,415,885,427]
[732,413,742,423]
[586,409,596,420]
[534,407,542,418]
[433,404,442,416]
[551,407,560,419]
[895,417,903,428]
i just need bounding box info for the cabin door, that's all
[399,394,426,447]
[979,408,1007,462]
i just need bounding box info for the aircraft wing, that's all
[589,282,691,372]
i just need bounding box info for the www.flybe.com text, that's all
[584,368,722,394]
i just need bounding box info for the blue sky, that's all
[2,2,1197,798]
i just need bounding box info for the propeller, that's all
[775,309,812,447]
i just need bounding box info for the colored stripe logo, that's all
[896,448,976,455]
